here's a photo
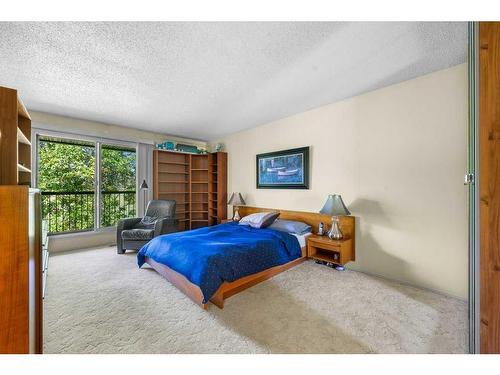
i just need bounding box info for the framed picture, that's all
[256,147,309,189]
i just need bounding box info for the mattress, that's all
[291,232,312,248]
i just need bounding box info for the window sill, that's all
[48,227,116,238]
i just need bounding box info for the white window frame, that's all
[32,127,139,233]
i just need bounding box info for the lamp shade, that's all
[140,180,149,189]
[320,194,350,216]
[228,192,246,206]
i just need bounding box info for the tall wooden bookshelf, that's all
[153,150,227,231]
[208,152,227,226]
[0,86,32,186]
[153,150,190,231]
[190,154,209,229]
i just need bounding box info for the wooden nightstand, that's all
[307,234,354,266]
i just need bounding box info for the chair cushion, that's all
[121,229,154,241]
[135,217,156,229]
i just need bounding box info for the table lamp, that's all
[140,180,149,216]
[320,194,350,240]
[228,192,246,221]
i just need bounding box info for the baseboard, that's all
[48,230,116,253]
[345,265,468,302]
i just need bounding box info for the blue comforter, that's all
[137,222,301,303]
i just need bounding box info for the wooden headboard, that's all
[238,206,355,240]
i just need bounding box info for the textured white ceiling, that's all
[0,22,467,141]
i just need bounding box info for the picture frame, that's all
[256,146,309,189]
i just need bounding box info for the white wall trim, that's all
[32,125,140,147]
[47,230,116,253]
[345,265,468,302]
[30,110,207,147]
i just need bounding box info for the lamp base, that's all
[233,207,241,221]
[143,190,148,216]
[327,216,343,240]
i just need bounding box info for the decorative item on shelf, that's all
[228,192,246,221]
[319,194,351,240]
[156,141,176,150]
[140,180,149,216]
[176,143,199,154]
[215,143,224,152]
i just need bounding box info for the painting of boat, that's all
[256,147,309,189]
[267,166,286,173]
[277,169,298,176]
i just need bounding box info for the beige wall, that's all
[30,110,207,148]
[215,64,468,299]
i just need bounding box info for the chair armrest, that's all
[154,218,178,237]
[117,217,142,231]
[116,217,143,253]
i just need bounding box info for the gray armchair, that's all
[117,200,178,254]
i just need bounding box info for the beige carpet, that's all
[44,246,468,354]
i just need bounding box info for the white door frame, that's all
[467,21,480,354]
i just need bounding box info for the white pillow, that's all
[238,212,280,229]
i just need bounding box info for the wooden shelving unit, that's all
[0,87,42,353]
[17,164,31,173]
[153,150,227,232]
[0,86,32,185]
[208,152,227,226]
[190,154,209,230]
[17,127,31,145]
[153,150,191,231]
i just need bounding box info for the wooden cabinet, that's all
[0,186,43,353]
[307,234,354,266]
[479,22,500,353]
[0,86,40,353]
[0,86,32,186]
[153,150,227,231]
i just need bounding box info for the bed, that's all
[138,206,355,309]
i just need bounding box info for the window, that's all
[37,134,137,234]
[38,136,96,233]
[100,144,137,227]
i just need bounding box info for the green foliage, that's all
[100,147,136,227]
[39,140,136,233]
[101,192,136,227]
[38,141,95,192]
[101,147,136,192]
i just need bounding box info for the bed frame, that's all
[145,206,355,309]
